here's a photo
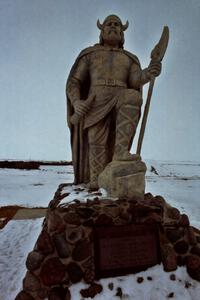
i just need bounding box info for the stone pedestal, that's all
[15,184,200,300]
[98,159,147,199]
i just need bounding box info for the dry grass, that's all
[0,205,22,229]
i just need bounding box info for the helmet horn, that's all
[97,19,103,30]
[122,20,129,31]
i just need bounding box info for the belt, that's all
[92,79,127,87]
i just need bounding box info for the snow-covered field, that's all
[0,161,200,300]
[0,165,74,207]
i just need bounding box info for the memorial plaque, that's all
[94,224,160,278]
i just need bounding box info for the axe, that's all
[136,26,169,155]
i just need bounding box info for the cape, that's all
[66,44,142,184]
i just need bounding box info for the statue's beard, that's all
[102,31,121,46]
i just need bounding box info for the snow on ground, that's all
[0,165,74,207]
[70,266,200,300]
[145,160,200,229]
[0,161,200,299]
[0,218,43,300]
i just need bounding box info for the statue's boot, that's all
[89,144,107,190]
[113,103,141,161]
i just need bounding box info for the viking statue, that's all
[66,15,161,189]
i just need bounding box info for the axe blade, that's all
[151,26,169,62]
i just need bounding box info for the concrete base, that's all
[98,159,147,200]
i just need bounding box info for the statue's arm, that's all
[67,56,89,104]
[129,63,151,89]
[129,61,161,89]
[67,77,81,105]
[67,56,90,116]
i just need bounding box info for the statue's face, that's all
[102,18,122,46]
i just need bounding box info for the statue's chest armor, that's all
[89,50,131,80]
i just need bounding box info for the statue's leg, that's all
[113,89,142,161]
[88,117,110,190]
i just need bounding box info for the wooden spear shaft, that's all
[136,76,155,155]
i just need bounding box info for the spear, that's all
[136,26,169,155]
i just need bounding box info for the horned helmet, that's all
[97,15,129,48]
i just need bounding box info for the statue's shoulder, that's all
[68,46,99,80]
[123,49,141,66]
[75,46,141,67]
[77,44,102,59]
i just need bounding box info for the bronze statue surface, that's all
[66,15,162,190]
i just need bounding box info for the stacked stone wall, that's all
[16,184,200,300]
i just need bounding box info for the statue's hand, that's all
[73,100,90,116]
[147,61,162,78]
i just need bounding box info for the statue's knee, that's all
[117,89,142,108]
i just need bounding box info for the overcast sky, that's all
[0,0,200,162]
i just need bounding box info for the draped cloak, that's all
[66,44,142,184]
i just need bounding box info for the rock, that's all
[37,288,48,299]
[144,193,154,201]
[74,187,85,192]
[76,207,95,219]
[128,205,152,219]
[53,233,70,258]
[83,268,95,284]
[82,218,94,226]
[36,230,54,255]
[147,276,152,281]
[95,214,114,225]
[193,226,200,234]
[67,262,83,283]
[186,255,200,270]
[80,283,103,298]
[167,292,174,298]
[72,239,91,261]
[167,207,180,220]
[64,212,81,225]
[66,226,83,244]
[65,289,71,300]
[145,212,162,223]
[120,211,132,221]
[170,274,176,281]
[152,195,166,207]
[108,282,114,290]
[179,214,190,227]
[186,255,200,281]
[82,257,94,269]
[115,287,123,297]
[40,258,66,286]
[185,281,192,288]
[177,255,188,266]
[161,245,177,271]
[103,205,120,218]
[137,277,144,283]
[48,212,65,232]
[49,287,71,300]
[15,291,34,300]
[166,228,184,243]
[26,251,44,271]
[88,198,101,205]
[191,246,200,256]
[187,227,197,245]
[174,240,189,254]
[23,271,41,291]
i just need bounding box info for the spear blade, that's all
[151,26,169,62]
